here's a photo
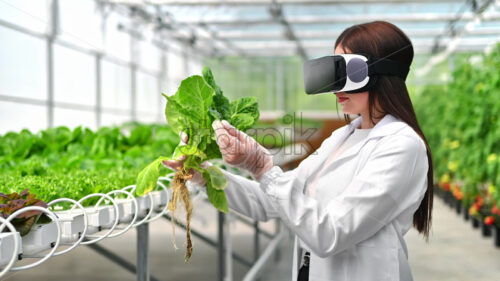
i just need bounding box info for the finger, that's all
[213,121,241,155]
[174,155,186,161]
[221,120,234,130]
[162,159,183,171]
[221,120,250,144]
[188,168,206,186]
[212,120,224,130]
[212,120,229,146]
[213,125,234,151]
[179,131,188,145]
[200,161,212,169]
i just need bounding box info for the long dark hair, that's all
[335,21,434,239]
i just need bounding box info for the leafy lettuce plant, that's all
[135,67,259,261]
[0,189,48,236]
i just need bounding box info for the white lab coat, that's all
[222,114,429,281]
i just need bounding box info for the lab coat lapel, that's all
[325,114,405,166]
[302,125,353,178]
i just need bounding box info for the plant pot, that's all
[493,225,500,247]
[433,186,440,197]
[463,207,470,221]
[434,186,443,198]
[481,220,492,237]
[444,193,454,208]
[472,217,480,228]
[442,193,449,204]
[455,200,462,215]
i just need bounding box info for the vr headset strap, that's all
[368,59,410,80]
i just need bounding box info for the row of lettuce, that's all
[0,123,180,215]
[414,44,500,228]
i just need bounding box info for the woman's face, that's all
[334,45,370,115]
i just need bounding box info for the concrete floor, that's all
[407,198,500,281]
[3,198,500,281]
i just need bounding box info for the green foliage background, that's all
[413,43,500,208]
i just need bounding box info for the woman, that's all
[165,21,433,281]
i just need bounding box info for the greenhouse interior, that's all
[1,0,500,280]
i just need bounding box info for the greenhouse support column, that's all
[47,38,54,128]
[295,63,301,111]
[276,59,285,112]
[47,0,59,128]
[96,5,106,128]
[131,64,137,121]
[241,59,248,98]
[158,50,167,122]
[218,212,225,281]
[137,223,150,281]
[253,221,260,262]
[130,24,138,122]
[266,60,274,110]
[254,220,260,281]
[274,220,281,262]
[225,212,233,281]
[95,54,102,127]
[286,61,292,111]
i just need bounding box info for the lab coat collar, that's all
[346,113,406,140]
[325,114,406,165]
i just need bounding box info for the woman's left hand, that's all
[161,132,208,187]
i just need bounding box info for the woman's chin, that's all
[341,110,360,115]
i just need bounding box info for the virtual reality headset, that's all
[303,54,410,94]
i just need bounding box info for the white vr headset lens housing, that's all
[342,54,370,92]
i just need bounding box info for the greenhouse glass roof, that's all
[106,0,500,59]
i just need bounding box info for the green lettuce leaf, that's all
[136,156,171,196]
[203,67,231,121]
[229,97,259,131]
[203,166,227,191]
[203,167,229,213]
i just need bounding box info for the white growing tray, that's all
[0,174,194,278]
[21,222,58,255]
[151,191,168,211]
[114,199,135,223]
[0,232,22,267]
[54,211,86,243]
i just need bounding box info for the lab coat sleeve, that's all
[218,128,344,222]
[259,134,429,258]
[221,168,279,221]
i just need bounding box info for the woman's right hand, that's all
[212,120,274,180]
[161,132,208,187]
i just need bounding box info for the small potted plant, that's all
[469,201,481,229]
